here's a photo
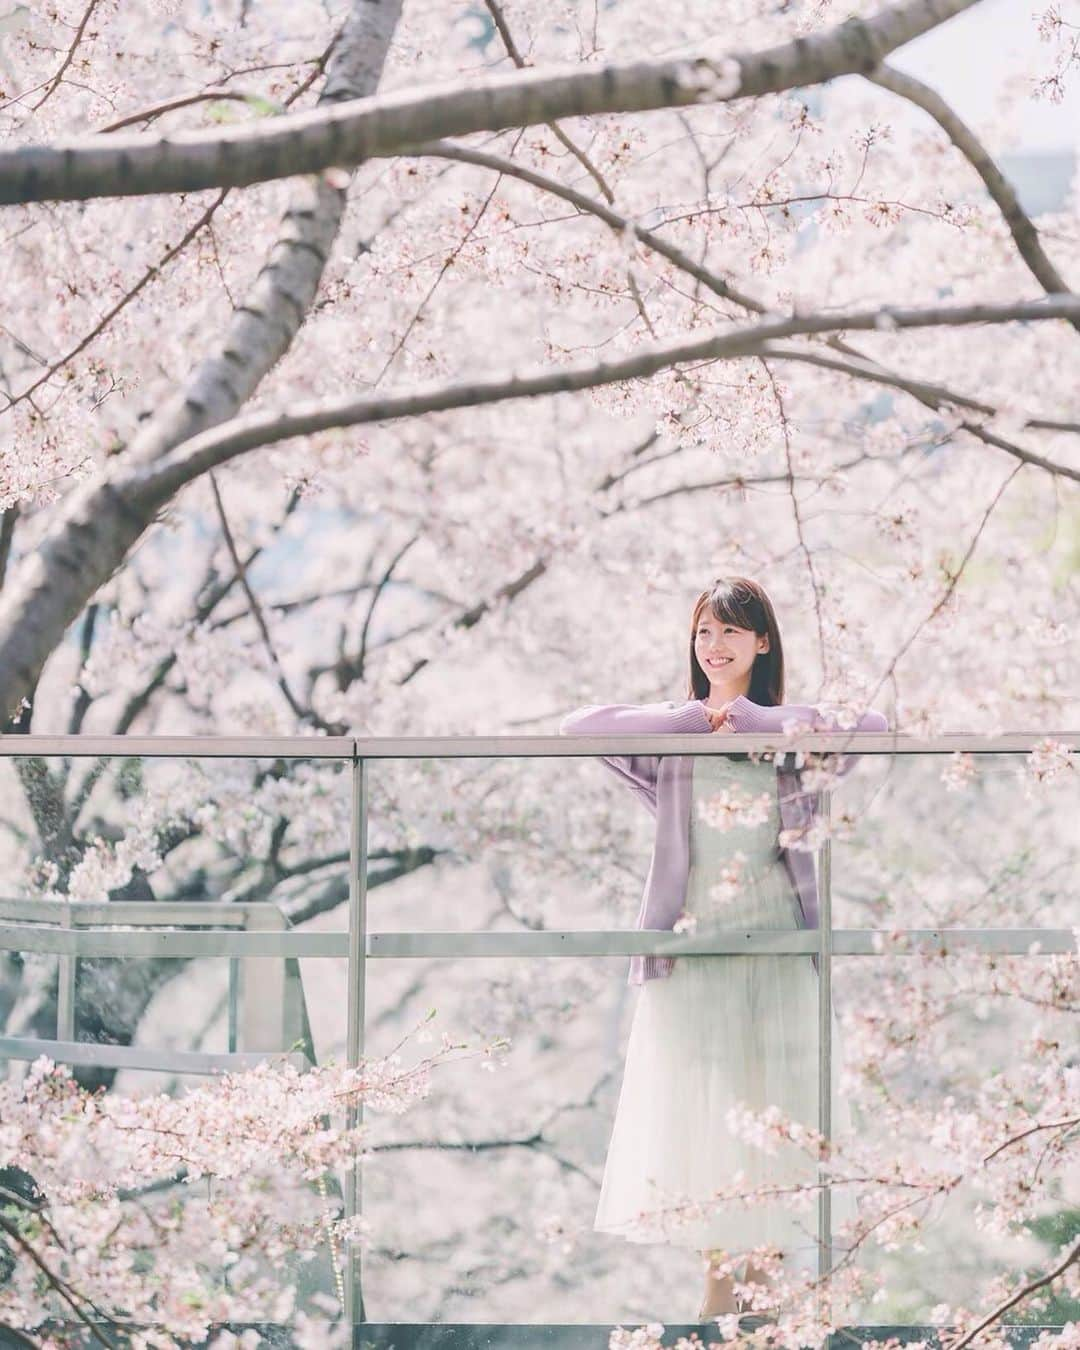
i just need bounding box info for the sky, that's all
[893,0,1080,153]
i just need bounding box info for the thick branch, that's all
[0,0,979,204]
[757,341,1080,434]
[0,0,402,720]
[119,0,403,475]
[867,63,1079,333]
[125,294,1080,499]
[412,137,1080,478]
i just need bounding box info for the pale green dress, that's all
[593,754,855,1274]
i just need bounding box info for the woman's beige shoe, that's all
[697,1294,749,1321]
[735,1296,780,1328]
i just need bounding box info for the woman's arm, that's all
[558,701,712,737]
[724,695,888,735]
[558,699,712,812]
[724,694,888,780]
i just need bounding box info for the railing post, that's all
[344,754,368,1329]
[56,955,76,1041]
[227,958,239,1053]
[237,908,291,1052]
[817,785,834,1315]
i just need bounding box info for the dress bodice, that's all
[686,754,788,928]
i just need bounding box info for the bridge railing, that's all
[0,729,1075,1329]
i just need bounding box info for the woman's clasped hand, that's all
[703,701,735,733]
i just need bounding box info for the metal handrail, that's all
[3,925,1072,960]
[0,730,1073,757]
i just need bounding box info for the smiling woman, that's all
[692,584,776,712]
[690,577,784,712]
[559,576,889,1319]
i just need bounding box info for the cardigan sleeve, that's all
[724,694,888,779]
[558,699,712,813]
[725,694,887,733]
[559,700,713,737]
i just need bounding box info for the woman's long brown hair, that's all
[685,576,785,705]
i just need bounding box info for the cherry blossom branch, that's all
[481,0,658,334]
[372,133,525,387]
[651,1093,1079,1328]
[301,545,548,694]
[128,295,1080,498]
[28,0,102,113]
[412,137,754,309]
[97,88,264,133]
[396,556,549,685]
[5,40,337,415]
[0,1211,119,1348]
[261,844,446,924]
[2,189,231,413]
[818,332,1080,482]
[207,468,340,733]
[949,1235,1080,1350]
[663,443,1029,778]
[756,342,1080,436]
[618,440,929,513]
[412,139,1080,480]
[825,458,1025,767]
[483,0,614,204]
[760,357,830,677]
[369,1065,616,1188]
[403,158,1078,500]
[758,342,1080,484]
[354,532,419,680]
[0,0,980,204]
[110,487,306,740]
[369,1126,593,1174]
[63,491,302,826]
[97,34,339,134]
[867,63,1080,334]
[981,1114,1080,1165]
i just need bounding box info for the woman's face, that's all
[693,611,768,693]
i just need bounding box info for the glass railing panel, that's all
[358,937,824,1325]
[832,948,1076,1328]
[368,748,840,939]
[366,750,623,933]
[828,747,1077,931]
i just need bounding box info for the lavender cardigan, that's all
[558,694,889,986]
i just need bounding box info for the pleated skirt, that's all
[593,758,855,1271]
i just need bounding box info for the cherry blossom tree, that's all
[0,1019,510,1346]
[0,0,1077,1340]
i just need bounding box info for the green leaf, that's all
[242,94,283,117]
